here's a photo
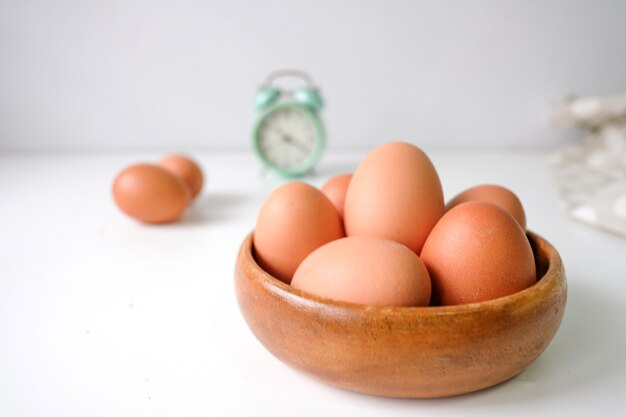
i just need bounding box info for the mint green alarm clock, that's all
[252,70,325,177]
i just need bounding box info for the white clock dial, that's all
[257,108,318,169]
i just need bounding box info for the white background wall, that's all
[1,0,625,152]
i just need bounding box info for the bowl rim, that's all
[239,230,564,317]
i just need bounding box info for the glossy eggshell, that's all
[344,142,444,254]
[421,201,536,306]
[291,237,431,307]
[320,174,352,219]
[446,184,527,230]
[112,163,191,224]
[159,154,204,199]
[254,182,344,284]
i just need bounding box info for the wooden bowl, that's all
[234,231,567,398]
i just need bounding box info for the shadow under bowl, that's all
[234,231,567,398]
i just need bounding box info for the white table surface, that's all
[1,149,625,416]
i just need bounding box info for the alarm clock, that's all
[251,70,326,177]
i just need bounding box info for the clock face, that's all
[256,106,322,172]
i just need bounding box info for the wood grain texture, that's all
[234,231,567,398]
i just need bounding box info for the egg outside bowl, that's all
[234,231,567,398]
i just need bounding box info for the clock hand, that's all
[274,126,289,137]
[281,133,310,154]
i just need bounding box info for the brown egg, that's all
[344,142,444,254]
[292,236,431,306]
[446,184,527,230]
[112,164,191,224]
[254,182,344,284]
[320,174,352,219]
[159,154,204,200]
[421,202,536,306]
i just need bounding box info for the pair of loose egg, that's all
[254,141,536,307]
[113,155,204,224]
